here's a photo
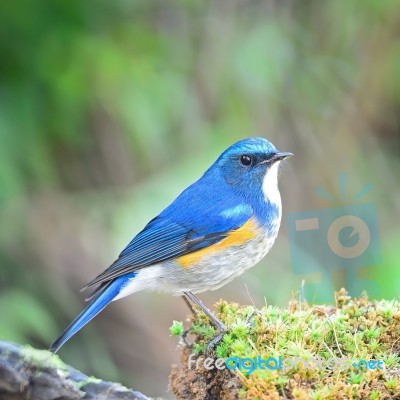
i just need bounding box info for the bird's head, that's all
[213,137,292,205]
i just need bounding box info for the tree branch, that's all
[0,341,153,400]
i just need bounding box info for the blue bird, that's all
[50,137,292,353]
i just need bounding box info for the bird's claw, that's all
[206,324,227,351]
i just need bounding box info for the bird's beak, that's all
[259,151,293,165]
[272,151,293,161]
[258,151,293,165]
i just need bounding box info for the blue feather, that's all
[50,273,136,353]
[50,137,288,352]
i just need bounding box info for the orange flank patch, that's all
[177,218,257,269]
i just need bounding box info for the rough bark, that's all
[0,341,152,400]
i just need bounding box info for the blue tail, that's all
[50,273,135,353]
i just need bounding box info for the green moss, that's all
[75,375,103,389]
[169,320,185,336]
[175,289,400,399]
[21,345,67,373]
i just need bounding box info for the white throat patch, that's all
[262,161,281,209]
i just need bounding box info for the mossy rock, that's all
[0,342,152,400]
[170,289,400,399]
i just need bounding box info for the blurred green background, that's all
[0,0,399,397]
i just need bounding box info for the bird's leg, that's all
[183,291,226,330]
[181,295,195,315]
[179,295,195,346]
[183,291,227,349]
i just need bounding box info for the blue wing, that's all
[51,175,254,353]
[51,198,253,353]
[83,180,253,290]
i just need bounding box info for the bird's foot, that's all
[206,324,227,351]
[182,291,228,351]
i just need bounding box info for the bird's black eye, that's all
[240,155,252,166]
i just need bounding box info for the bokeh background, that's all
[1,0,399,397]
